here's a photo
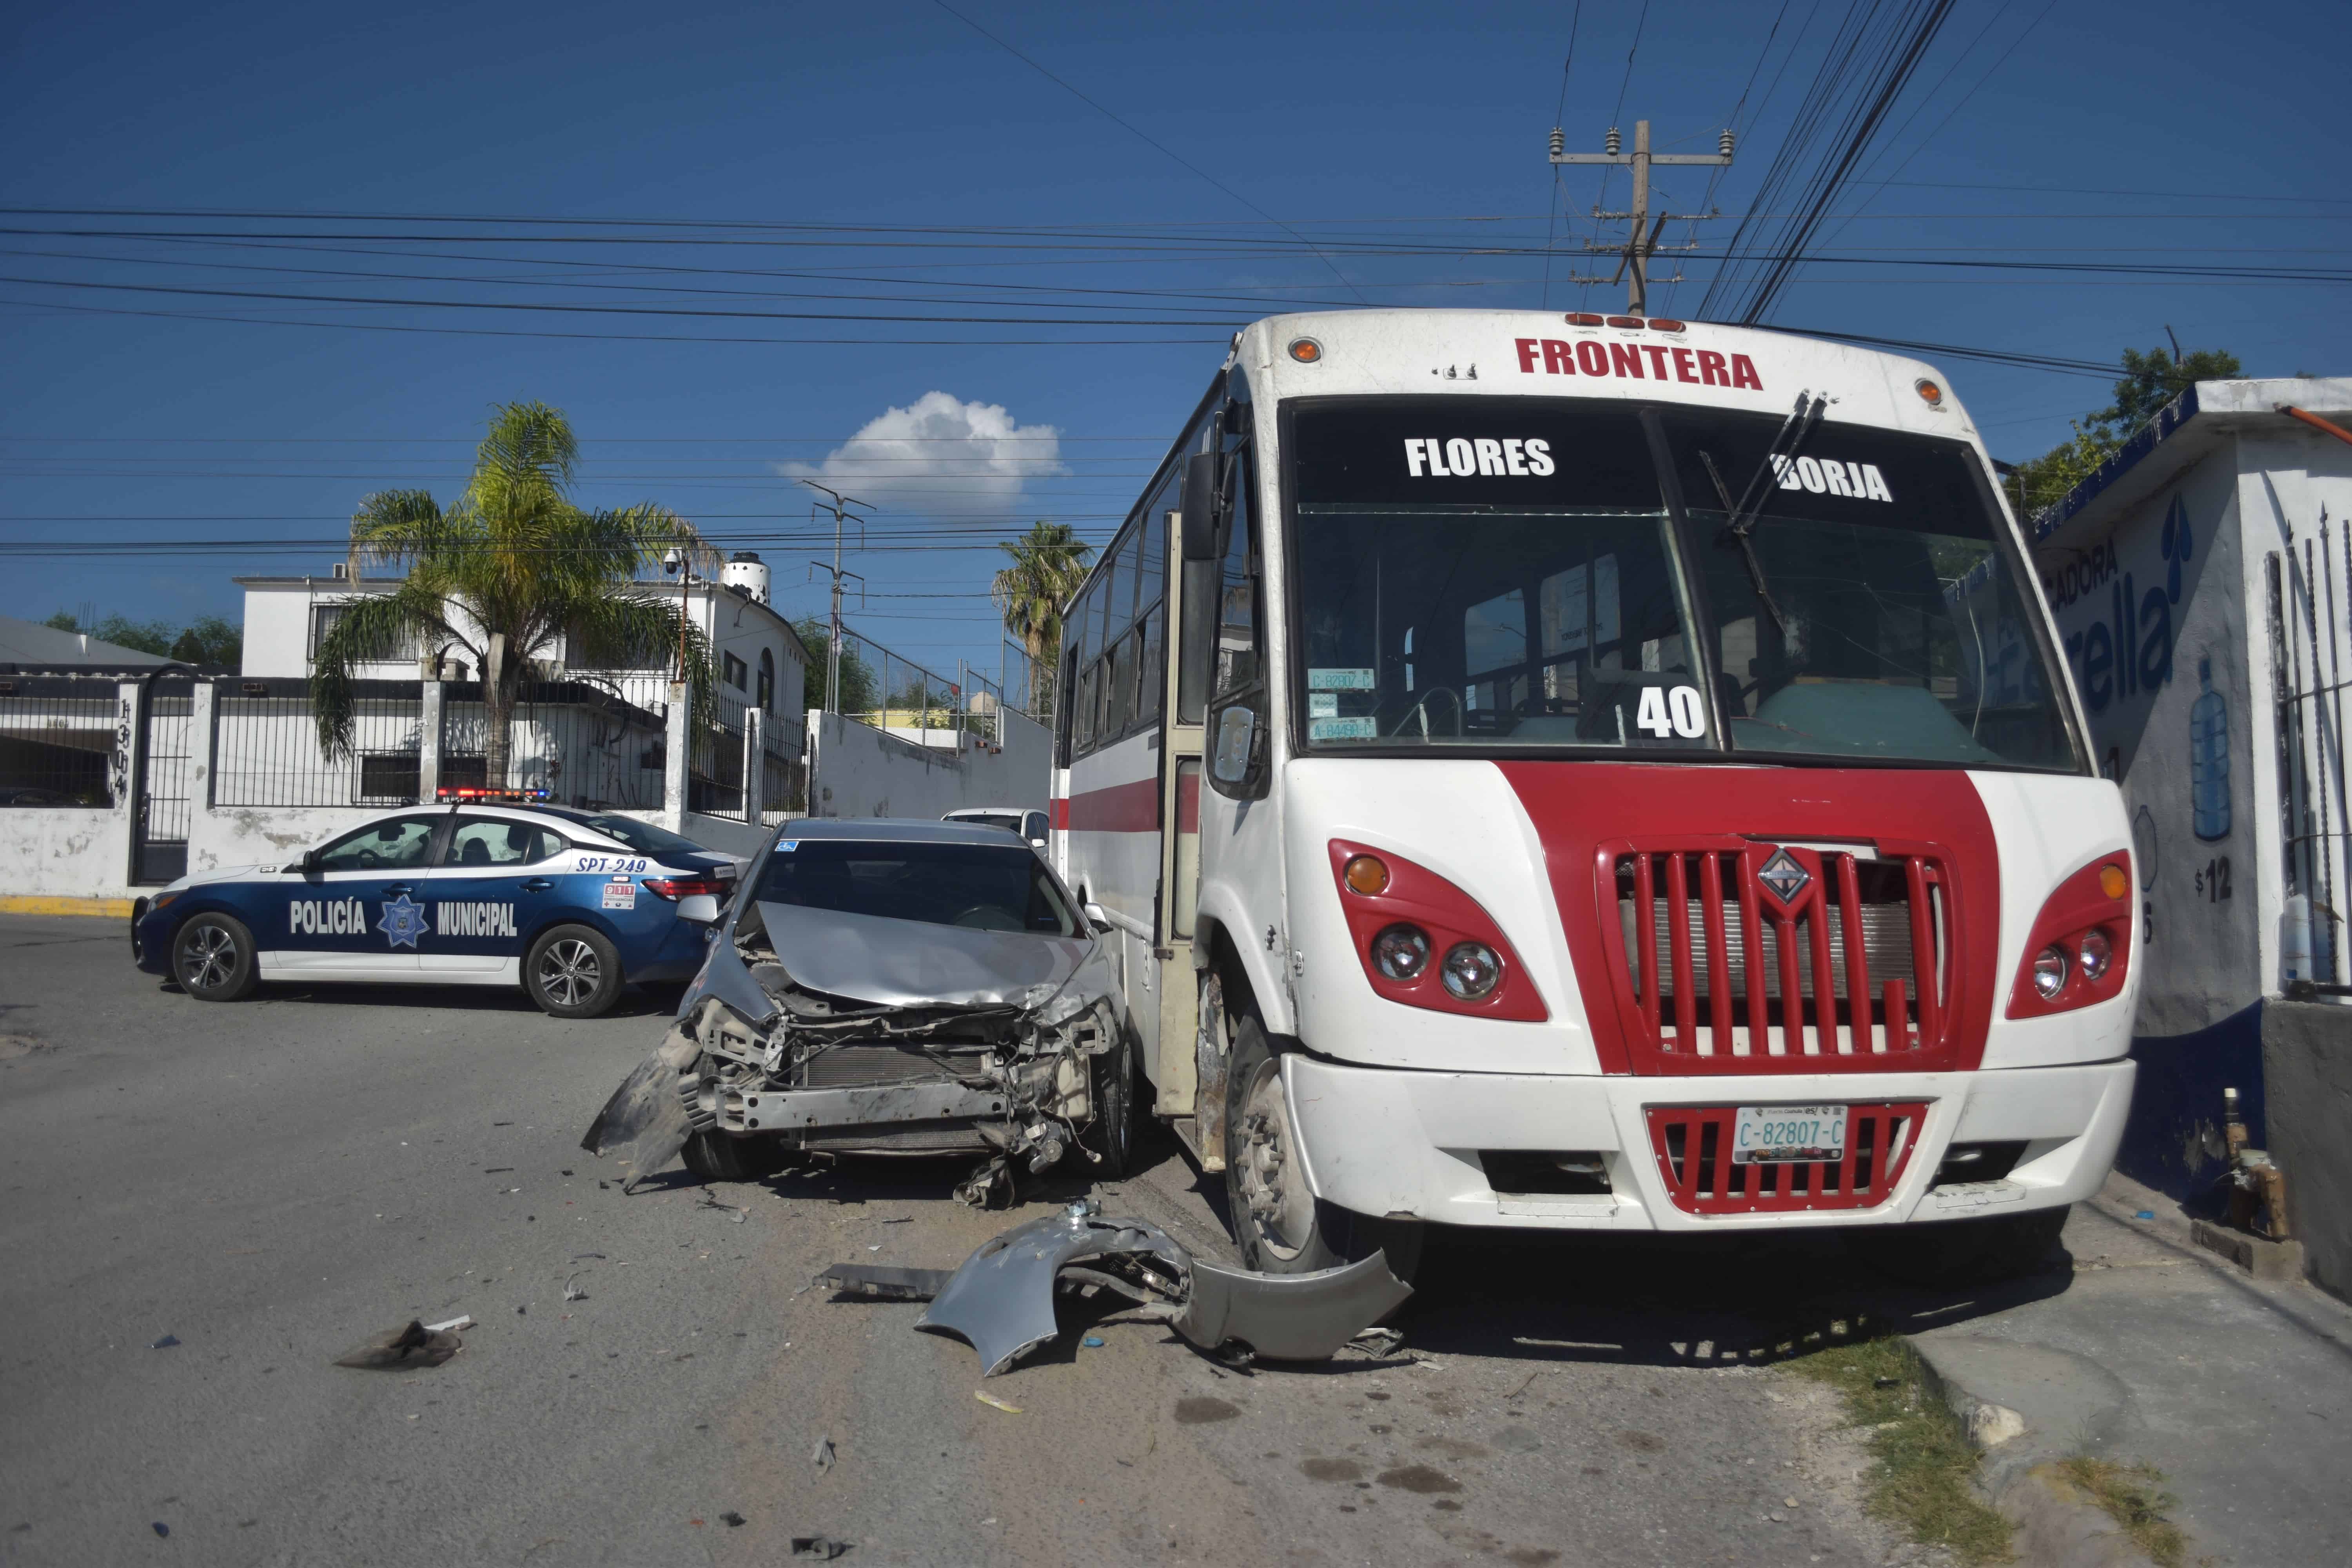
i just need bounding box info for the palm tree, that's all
[314,401,715,788]
[991,521,1094,718]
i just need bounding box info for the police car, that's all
[129,789,738,1018]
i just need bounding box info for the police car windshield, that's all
[755,839,1078,936]
[1286,397,2080,771]
[540,809,706,859]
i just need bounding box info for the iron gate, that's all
[131,670,194,885]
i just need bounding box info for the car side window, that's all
[444,817,566,868]
[316,815,441,872]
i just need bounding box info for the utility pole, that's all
[797,479,871,714]
[1550,120,1734,315]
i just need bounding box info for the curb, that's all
[1909,1335,2156,1568]
[0,895,135,918]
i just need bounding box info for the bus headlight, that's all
[2078,928,2112,981]
[1442,941,1502,1000]
[1372,925,1430,981]
[2031,946,2069,999]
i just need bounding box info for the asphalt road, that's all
[0,910,1979,1567]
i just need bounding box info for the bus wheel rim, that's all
[1236,1059,1313,1261]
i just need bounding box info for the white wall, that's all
[0,808,133,898]
[2042,443,2261,1034]
[805,708,1050,822]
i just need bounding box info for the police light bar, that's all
[435,786,551,802]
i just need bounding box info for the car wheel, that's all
[681,1129,786,1183]
[524,925,623,1018]
[1852,1205,2069,1288]
[1221,995,1422,1284]
[173,913,257,1002]
[1077,1027,1139,1179]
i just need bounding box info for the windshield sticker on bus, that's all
[1308,668,1376,690]
[1309,716,1380,740]
[1404,437,1554,479]
[1513,337,1764,390]
[1634,686,1710,739]
[1772,454,1893,502]
[1308,692,1339,718]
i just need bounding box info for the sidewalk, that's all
[1913,1173,2352,1568]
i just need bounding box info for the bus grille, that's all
[1603,842,1962,1074]
[1646,1103,1927,1214]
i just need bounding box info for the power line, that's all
[926,0,1369,306]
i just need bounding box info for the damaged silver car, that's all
[582,819,1136,1203]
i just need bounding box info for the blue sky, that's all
[4,0,2347,680]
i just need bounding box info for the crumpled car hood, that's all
[753,900,1093,1007]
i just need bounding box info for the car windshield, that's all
[542,809,707,859]
[1287,397,2080,770]
[755,839,1079,936]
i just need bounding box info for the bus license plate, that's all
[1733,1104,1848,1164]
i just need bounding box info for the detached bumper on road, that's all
[1281,1055,2135,1233]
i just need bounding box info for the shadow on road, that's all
[233,981,679,1019]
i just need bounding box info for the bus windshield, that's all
[1288,397,2080,770]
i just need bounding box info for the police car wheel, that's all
[173,913,257,1002]
[524,925,622,1018]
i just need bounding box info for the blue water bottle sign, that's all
[2190,656,2230,841]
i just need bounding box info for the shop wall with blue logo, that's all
[2041,452,2265,1201]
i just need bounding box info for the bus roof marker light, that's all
[1606,316,1645,330]
[1645,318,1687,333]
[1914,377,1945,409]
[1565,312,1605,327]
[1288,338,1323,364]
[1342,854,1390,896]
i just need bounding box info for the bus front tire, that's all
[1221,1003,1423,1286]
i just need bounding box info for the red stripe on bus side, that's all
[1176,762,1200,835]
[1051,797,1071,831]
[1068,776,1160,833]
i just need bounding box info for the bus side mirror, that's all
[1207,697,1268,799]
[1179,451,1221,561]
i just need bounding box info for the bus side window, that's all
[1216,448,1258,695]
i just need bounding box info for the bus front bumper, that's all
[1279,1056,2135,1234]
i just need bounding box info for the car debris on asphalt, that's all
[818,1200,1411,1377]
[332,1319,464,1370]
[790,1535,851,1560]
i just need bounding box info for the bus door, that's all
[1156,493,1207,1133]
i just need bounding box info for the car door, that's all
[421,814,570,976]
[265,812,447,978]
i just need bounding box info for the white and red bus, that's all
[1052,309,2137,1285]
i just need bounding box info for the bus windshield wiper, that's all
[1697,390,1825,639]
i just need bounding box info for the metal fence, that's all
[998,637,1051,721]
[441,681,667,810]
[0,676,121,806]
[2270,523,2350,988]
[689,689,748,820]
[835,624,989,751]
[761,710,805,818]
[213,679,426,808]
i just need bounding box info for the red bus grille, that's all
[1599,841,1965,1075]
[1646,1103,1928,1214]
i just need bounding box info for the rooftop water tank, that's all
[720,551,770,605]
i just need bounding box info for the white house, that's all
[234,551,811,723]
[2027,378,2350,1234]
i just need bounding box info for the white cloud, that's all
[777,390,1064,513]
